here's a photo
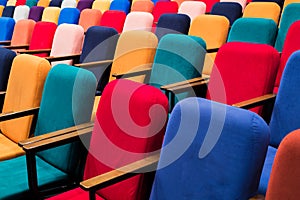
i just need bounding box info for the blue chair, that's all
[0,0,7,6]
[150,97,269,199]
[211,2,242,25]
[109,0,130,14]
[0,17,15,41]
[57,7,80,25]
[2,6,15,17]
[49,0,62,7]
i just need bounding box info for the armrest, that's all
[0,107,39,123]
[112,68,152,79]
[18,48,51,54]
[164,79,209,94]
[19,121,94,146]
[3,44,29,49]
[44,53,81,62]
[232,94,276,109]
[160,76,209,91]
[80,153,160,192]
[206,48,219,53]
[0,40,11,45]
[0,91,6,96]
[74,60,113,68]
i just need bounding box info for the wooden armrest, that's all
[44,53,81,62]
[80,153,160,192]
[0,107,39,122]
[0,91,6,96]
[18,48,51,54]
[22,126,93,152]
[112,68,152,79]
[162,78,209,94]
[3,44,29,49]
[0,40,11,45]
[160,76,208,91]
[232,94,276,109]
[74,60,113,68]
[19,121,94,147]
[206,48,219,53]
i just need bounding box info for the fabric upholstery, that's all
[211,2,242,25]
[252,0,284,7]
[15,0,26,6]
[76,0,93,12]
[265,130,300,199]
[78,9,102,32]
[100,10,126,33]
[0,5,4,16]
[220,0,247,9]
[122,11,153,32]
[6,0,16,6]
[92,0,111,13]
[152,1,178,26]
[178,1,206,20]
[0,0,6,6]
[243,2,281,24]
[274,21,300,93]
[2,5,15,17]
[13,5,29,21]
[37,0,49,7]
[28,6,44,21]
[283,0,300,10]
[0,17,15,41]
[274,3,300,52]
[109,0,130,14]
[25,0,37,8]
[61,0,76,8]
[155,13,190,40]
[150,97,270,199]
[227,18,277,46]
[131,0,154,12]
[201,0,219,12]
[41,7,60,24]
[208,42,279,114]
[10,19,35,46]
[48,0,62,7]
[57,7,80,25]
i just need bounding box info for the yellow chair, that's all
[41,7,60,24]
[0,5,4,16]
[37,0,50,7]
[0,54,51,161]
[92,0,110,13]
[6,0,16,6]
[243,2,281,25]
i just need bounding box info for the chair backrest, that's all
[78,9,102,32]
[0,48,16,92]
[155,13,190,40]
[41,6,60,24]
[100,10,126,33]
[282,0,300,10]
[37,0,49,7]
[84,79,168,200]
[122,11,154,32]
[178,1,206,21]
[13,5,29,21]
[0,54,51,143]
[227,18,277,46]
[189,15,229,50]
[6,0,16,6]
[152,1,178,25]
[0,17,15,41]
[150,97,269,199]
[10,19,35,46]
[208,42,279,114]
[274,21,300,93]
[92,0,111,12]
[36,64,96,180]
[275,3,300,52]
[29,21,57,57]
[109,0,130,14]
[15,0,25,5]
[269,51,300,147]
[61,0,76,8]
[2,6,15,17]
[57,7,80,25]
[131,0,154,12]
[0,0,6,6]
[76,0,93,12]
[243,2,281,25]
[110,30,158,83]
[220,0,247,9]
[265,129,300,199]
[49,24,84,66]
[28,6,44,21]
[25,0,37,8]
[48,0,62,7]
[0,5,4,16]
[252,0,284,8]
[211,2,242,25]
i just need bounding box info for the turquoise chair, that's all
[0,64,96,199]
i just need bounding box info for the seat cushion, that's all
[0,133,24,161]
[47,187,104,200]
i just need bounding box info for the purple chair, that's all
[28,6,44,22]
[76,0,93,12]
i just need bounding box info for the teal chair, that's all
[227,17,278,46]
[0,64,96,199]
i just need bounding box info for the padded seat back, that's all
[57,7,80,25]
[211,2,242,25]
[13,5,30,21]
[41,7,60,24]
[2,6,15,17]
[28,6,44,21]
[152,1,178,25]
[0,17,15,41]
[122,11,154,32]
[178,1,206,21]
[100,10,126,33]
[78,9,102,32]
[131,0,154,12]
[10,19,35,46]
[92,0,111,12]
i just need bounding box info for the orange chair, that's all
[78,9,102,32]
[131,0,154,12]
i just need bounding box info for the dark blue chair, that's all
[211,2,242,25]
[109,0,130,14]
[150,97,270,199]
[49,0,62,7]
[2,6,15,17]
[0,17,15,41]
[57,7,80,25]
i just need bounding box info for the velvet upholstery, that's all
[0,5,4,16]
[48,0,62,7]
[61,0,76,9]
[0,17,15,41]
[150,97,269,199]
[0,0,6,6]
[92,0,111,13]
[25,0,37,8]
[152,1,178,26]
[76,0,93,12]
[220,0,247,9]
[37,0,49,7]
[227,18,277,46]
[2,6,15,17]
[201,0,218,12]
[78,9,102,32]
[15,0,25,6]
[10,19,35,46]
[57,7,80,25]
[211,2,242,25]
[131,0,154,12]
[252,0,284,7]
[0,54,50,161]
[178,1,206,21]
[100,10,126,33]
[122,11,154,32]
[109,0,130,14]
[28,6,44,21]
[41,7,60,24]
[0,48,16,92]
[13,5,29,21]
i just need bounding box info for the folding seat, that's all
[274,3,300,52]
[36,0,49,7]
[76,0,94,12]
[131,0,154,12]
[243,2,281,25]
[210,2,242,25]
[122,11,154,32]
[152,1,178,26]
[13,5,30,21]
[109,0,130,14]
[57,7,80,25]
[28,5,44,21]
[99,10,126,33]
[155,13,190,40]
[41,6,60,24]
[92,0,111,13]
[265,130,300,199]
[0,62,96,199]
[2,5,15,17]
[0,54,51,161]
[78,8,102,32]
[48,0,62,7]
[25,0,37,7]
[61,0,76,8]
[0,17,16,41]
[252,0,284,8]
[227,18,277,46]
[178,1,206,21]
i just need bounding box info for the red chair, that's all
[100,10,126,33]
[152,1,178,26]
[16,0,26,6]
